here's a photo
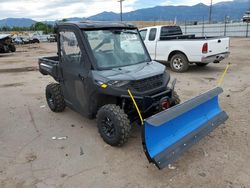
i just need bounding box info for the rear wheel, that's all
[97,104,131,147]
[196,63,208,67]
[46,83,65,112]
[9,44,16,52]
[170,53,189,72]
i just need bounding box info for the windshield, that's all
[84,29,150,69]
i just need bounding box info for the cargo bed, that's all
[38,56,59,81]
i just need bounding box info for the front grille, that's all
[130,74,164,92]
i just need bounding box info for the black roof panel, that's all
[57,21,137,29]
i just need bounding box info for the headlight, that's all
[107,80,130,87]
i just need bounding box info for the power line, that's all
[118,0,125,21]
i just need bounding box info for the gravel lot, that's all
[0,38,249,188]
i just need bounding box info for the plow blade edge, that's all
[142,87,228,169]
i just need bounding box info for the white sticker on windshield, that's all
[122,33,137,41]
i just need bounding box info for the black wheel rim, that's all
[47,93,55,109]
[101,117,116,139]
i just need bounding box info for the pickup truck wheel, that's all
[97,104,131,147]
[196,63,208,67]
[46,83,65,112]
[170,53,189,72]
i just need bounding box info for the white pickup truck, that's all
[139,25,230,72]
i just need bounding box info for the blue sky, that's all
[0,0,231,21]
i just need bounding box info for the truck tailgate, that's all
[207,37,230,55]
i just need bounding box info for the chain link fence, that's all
[130,20,249,37]
[180,22,250,37]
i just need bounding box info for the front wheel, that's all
[170,53,189,72]
[97,104,131,147]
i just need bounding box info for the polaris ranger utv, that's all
[39,22,228,169]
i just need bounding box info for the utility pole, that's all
[118,0,125,22]
[224,15,227,36]
[209,0,212,24]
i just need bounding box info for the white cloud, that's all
[0,0,138,20]
[0,0,230,21]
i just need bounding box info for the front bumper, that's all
[201,52,230,63]
[120,79,176,115]
[121,89,173,115]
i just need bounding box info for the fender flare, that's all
[167,50,189,62]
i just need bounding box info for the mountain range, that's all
[0,0,249,27]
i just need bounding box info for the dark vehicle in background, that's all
[12,36,40,45]
[0,34,16,53]
[12,37,24,45]
[29,38,40,43]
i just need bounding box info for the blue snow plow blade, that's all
[142,87,228,169]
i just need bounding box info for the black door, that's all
[59,29,88,115]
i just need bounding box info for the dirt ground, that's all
[0,38,249,188]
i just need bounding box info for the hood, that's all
[92,61,166,82]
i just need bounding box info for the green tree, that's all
[30,22,54,34]
[1,26,11,31]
